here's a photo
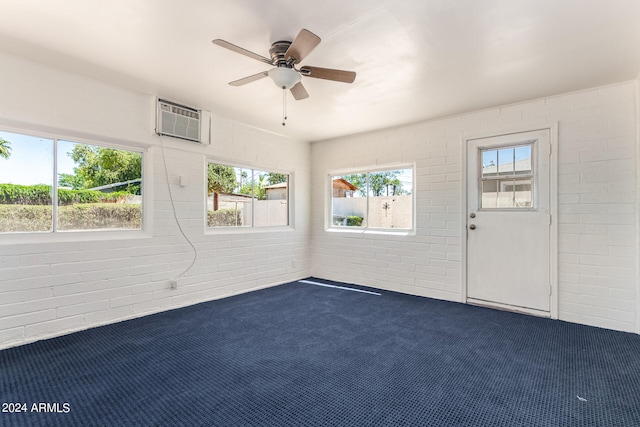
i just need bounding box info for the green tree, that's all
[239,174,267,200]
[368,172,387,196]
[64,145,141,192]
[239,170,248,187]
[267,173,288,185]
[342,171,407,197]
[389,177,409,195]
[58,173,87,189]
[207,163,237,210]
[341,173,367,196]
[0,138,11,160]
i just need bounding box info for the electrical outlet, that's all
[170,279,178,290]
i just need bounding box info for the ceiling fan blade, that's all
[229,71,269,86]
[285,29,321,64]
[299,66,356,83]
[290,82,309,100]
[212,39,273,65]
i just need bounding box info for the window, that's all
[480,143,533,209]
[330,167,413,230]
[0,130,143,233]
[207,163,289,228]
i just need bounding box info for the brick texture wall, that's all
[0,50,637,349]
[311,81,638,333]
[0,53,312,349]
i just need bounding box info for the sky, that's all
[0,131,84,185]
[2,129,532,188]
[482,145,532,169]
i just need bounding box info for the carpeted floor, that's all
[1,277,640,426]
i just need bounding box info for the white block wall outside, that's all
[0,52,312,349]
[310,80,639,334]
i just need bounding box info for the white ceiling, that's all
[0,0,639,142]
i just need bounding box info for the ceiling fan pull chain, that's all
[282,87,287,126]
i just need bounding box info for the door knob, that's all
[469,212,476,218]
[469,224,476,230]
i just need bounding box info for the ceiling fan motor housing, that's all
[269,40,295,68]
[269,41,294,66]
[268,41,301,89]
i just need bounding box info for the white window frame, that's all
[326,164,415,235]
[478,142,536,211]
[205,161,292,233]
[0,127,150,244]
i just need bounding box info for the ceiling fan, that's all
[212,29,356,101]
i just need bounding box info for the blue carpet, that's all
[1,278,640,426]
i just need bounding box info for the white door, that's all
[467,129,551,314]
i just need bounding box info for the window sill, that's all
[0,228,151,246]
[205,225,295,235]
[326,227,415,236]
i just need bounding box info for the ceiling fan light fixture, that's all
[268,67,301,90]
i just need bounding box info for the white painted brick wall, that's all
[311,80,638,333]
[0,52,312,349]
[0,50,636,348]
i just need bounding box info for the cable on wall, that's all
[159,135,198,283]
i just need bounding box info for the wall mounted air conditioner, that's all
[156,98,210,144]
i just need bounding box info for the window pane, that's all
[207,163,247,227]
[331,174,366,227]
[207,165,290,228]
[502,178,532,208]
[367,169,413,229]
[0,131,53,232]
[481,178,532,209]
[481,180,499,209]
[330,169,413,230]
[514,145,532,175]
[254,170,288,227]
[57,141,142,231]
[481,150,497,177]
[497,148,514,175]
[483,144,533,178]
[234,167,253,227]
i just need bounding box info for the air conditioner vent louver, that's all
[169,105,199,119]
[156,99,209,144]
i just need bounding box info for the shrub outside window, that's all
[330,167,413,230]
[207,163,289,228]
[0,130,143,233]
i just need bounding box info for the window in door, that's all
[480,143,534,209]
